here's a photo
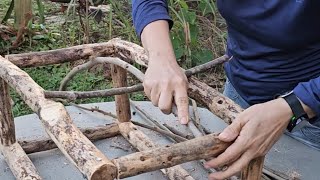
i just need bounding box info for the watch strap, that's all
[282,92,308,132]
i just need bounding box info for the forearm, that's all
[141,20,177,65]
[294,76,320,118]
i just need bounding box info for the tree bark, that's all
[0,56,117,180]
[0,80,15,145]
[1,143,42,180]
[118,122,195,180]
[114,122,231,179]
[20,123,119,154]
[111,65,131,122]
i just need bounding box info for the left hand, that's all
[205,98,293,180]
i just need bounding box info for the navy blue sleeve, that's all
[132,0,173,37]
[294,77,320,117]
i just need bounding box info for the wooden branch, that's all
[45,84,144,100]
[20,123,119,154]
[241,157,264,180]
[163,123,194,139]
[117,122,195,180]
[131,120,187,142]
[59,57,144,91]
[0,79,15,145]
[0,56,117,180]
[114,122,230,179]
[5,42,115,68]
[111,65,131,122]
[1,143,41,180]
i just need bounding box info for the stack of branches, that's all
[2,38,291,180]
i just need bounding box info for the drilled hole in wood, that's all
[217,100,223,104]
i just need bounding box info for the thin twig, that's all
[59,57,144,91]
[163,123,194,139]
[131,121,187,143]
[46,55,229,100]
[45,84,144,100]
[70,102,187,143]
[190,99,206,135]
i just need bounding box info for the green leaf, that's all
[192,49,213,66]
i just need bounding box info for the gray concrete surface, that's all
[0,101,319,180]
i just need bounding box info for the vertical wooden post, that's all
[111,65,131,122]
[0,79,42,180]
[14,0,32,29]
[241,156,265,180]
[0,79,15,146]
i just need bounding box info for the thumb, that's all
[219,121,241,142]
[174,88,189,125]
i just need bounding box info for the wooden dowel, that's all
[0,57,117,180]
[20,123,119,154]
[241,157,265,180]
[118,122,195,180]
[1,143,42,180]
[114,122,230,179]
[111,65,131,123]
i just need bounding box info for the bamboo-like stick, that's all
[117,122,195,180]
[20,123,119,154]
[0,56,117,180]
[114,122,230,179]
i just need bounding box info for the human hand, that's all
[205,98,293,180]
[143,57,189,124]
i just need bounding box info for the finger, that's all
[174,87,189,124]
[205,136,247,168]
[219,119,242,142]
[208,151,252,180]
[158,90,173,114]
[150,85,160,107]
[143,81,151,100]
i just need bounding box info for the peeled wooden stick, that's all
[115,122,231,179]
[59,57,144,91]
[0,79,41,180]
[1,143,42,180]
[117,122,195,180]
[5,42,115,68]
[0,56,117,180]
[111,64,131,123]
[20,123,120,154]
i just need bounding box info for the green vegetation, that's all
[0,0,226,117]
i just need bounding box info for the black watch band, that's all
[281,91,308,132]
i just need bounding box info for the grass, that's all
[0,0,226,117]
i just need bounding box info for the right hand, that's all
[141,20,189,124]
[143,57,189,124]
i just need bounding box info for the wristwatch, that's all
[280,91,308,132]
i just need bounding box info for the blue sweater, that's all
[132,0,320,117]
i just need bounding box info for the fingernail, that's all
[180,117,188,125]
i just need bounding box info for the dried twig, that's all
[45,55,229,100]
[59,57,144,91]
[163,123,194,139]
[131,121,187,143]
[190,99,206,135]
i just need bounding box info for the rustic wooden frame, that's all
[0,38,264,180]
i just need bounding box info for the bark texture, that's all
[114,122,231,178]
[111,65,131,122]
[118,122,195,180]
[1,143,41,180]
[0,56,117,180]
[20,123,119,154]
